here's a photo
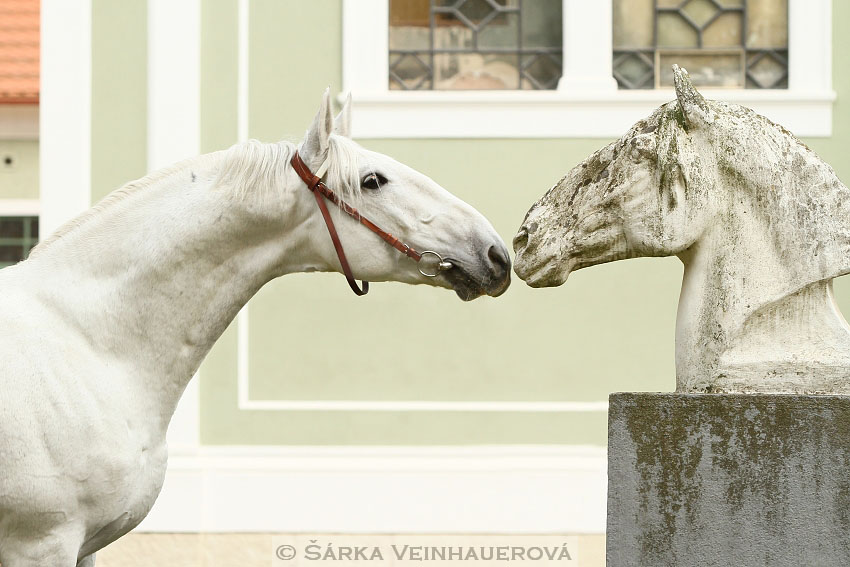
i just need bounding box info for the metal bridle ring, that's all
[418,250,453,277]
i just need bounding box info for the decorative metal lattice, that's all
[389,0,563,90]
[0,216,38,268]
[613,0,788,90]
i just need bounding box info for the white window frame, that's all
[342,0,834,138]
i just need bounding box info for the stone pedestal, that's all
[607,393,850,567]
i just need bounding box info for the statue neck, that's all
[675,209,850,393]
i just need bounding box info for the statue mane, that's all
[655,98,850,303]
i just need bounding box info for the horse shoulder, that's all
[0,264,167,544]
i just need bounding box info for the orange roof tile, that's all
[0,0,39,104]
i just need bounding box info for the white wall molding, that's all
[148,0,202,451]
[0,199,40,216]
[239,398,609,412]
[147,0,201,171]
[345,89,834,139]
[39,0,91,237]
[342,0,834,138]
[0,105,39,140]
[138,445,607,533]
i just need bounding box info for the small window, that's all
[0,216,39,268]
[388,0,563,90]
[613,0,788,89]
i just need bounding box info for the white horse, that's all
[0,91,510,567]
[514,65,850,394]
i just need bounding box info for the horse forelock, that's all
[220,135,364,205]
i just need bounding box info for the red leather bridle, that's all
[290,150,452,296]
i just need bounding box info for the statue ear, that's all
[673,65,713,130]
[333,93,352,138]
[301,88,334,166]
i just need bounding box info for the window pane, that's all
[434,53,519,90]
[613,0,654,49]
[747,50,788,88]
[657,13,700,48]
[0,245,23,263]
[613,0,788,90]
[747,0,788,48]
[389,52,432,90]
[659,52,744,88]
[389,23,430,51]
[0,219,24,238]
[613,51,654,89]
[522,52,563,90]
[0,216,39,268]
[477,11,520,50]
[521,0,562,48]
[388,0,562,90]
[702,12,743,48]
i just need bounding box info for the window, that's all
[388,0,563,90]
[0,216,38,268]
[613,0,789,90]
[342,0,833,138]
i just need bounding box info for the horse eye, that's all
[630,137,656,161]
[361,173,386,190]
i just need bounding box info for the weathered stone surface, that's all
[607,392,850,567]
[513,65,850,393]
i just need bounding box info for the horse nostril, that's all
[513,228,529,253]
[487,244,510,273]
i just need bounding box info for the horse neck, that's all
[675,183,850,392]
[25,152,315,431]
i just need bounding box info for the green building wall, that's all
[15,0,850,445]
[0,140,39,199]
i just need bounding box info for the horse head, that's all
[513,66,724,287]
[283,90,511,300]
[513,65,850,393]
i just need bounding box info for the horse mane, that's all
[713,100,850,283]
[652,98,850,286]
[29,155,215,258]
[30,134,363,258]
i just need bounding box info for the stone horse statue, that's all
[0,91,510,567]
[514,65,850,394]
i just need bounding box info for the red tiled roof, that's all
[0,0,39,104]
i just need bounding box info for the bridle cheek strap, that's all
[291,151,369,296]
[310,185,369,295]
[290,150,451,296]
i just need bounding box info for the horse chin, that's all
[513,250,568,287]
[516,257,571,288]
[441,262,505,301]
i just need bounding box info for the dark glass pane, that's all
[0,219,24,238]
[521,0,562,48]
[0,245,24,263]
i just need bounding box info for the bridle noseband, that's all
[290,150,452,296]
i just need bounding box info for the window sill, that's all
[346,89,836,139]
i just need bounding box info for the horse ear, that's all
[673,65,713,129]
[302,88,334,165]
[333,93,352,138]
